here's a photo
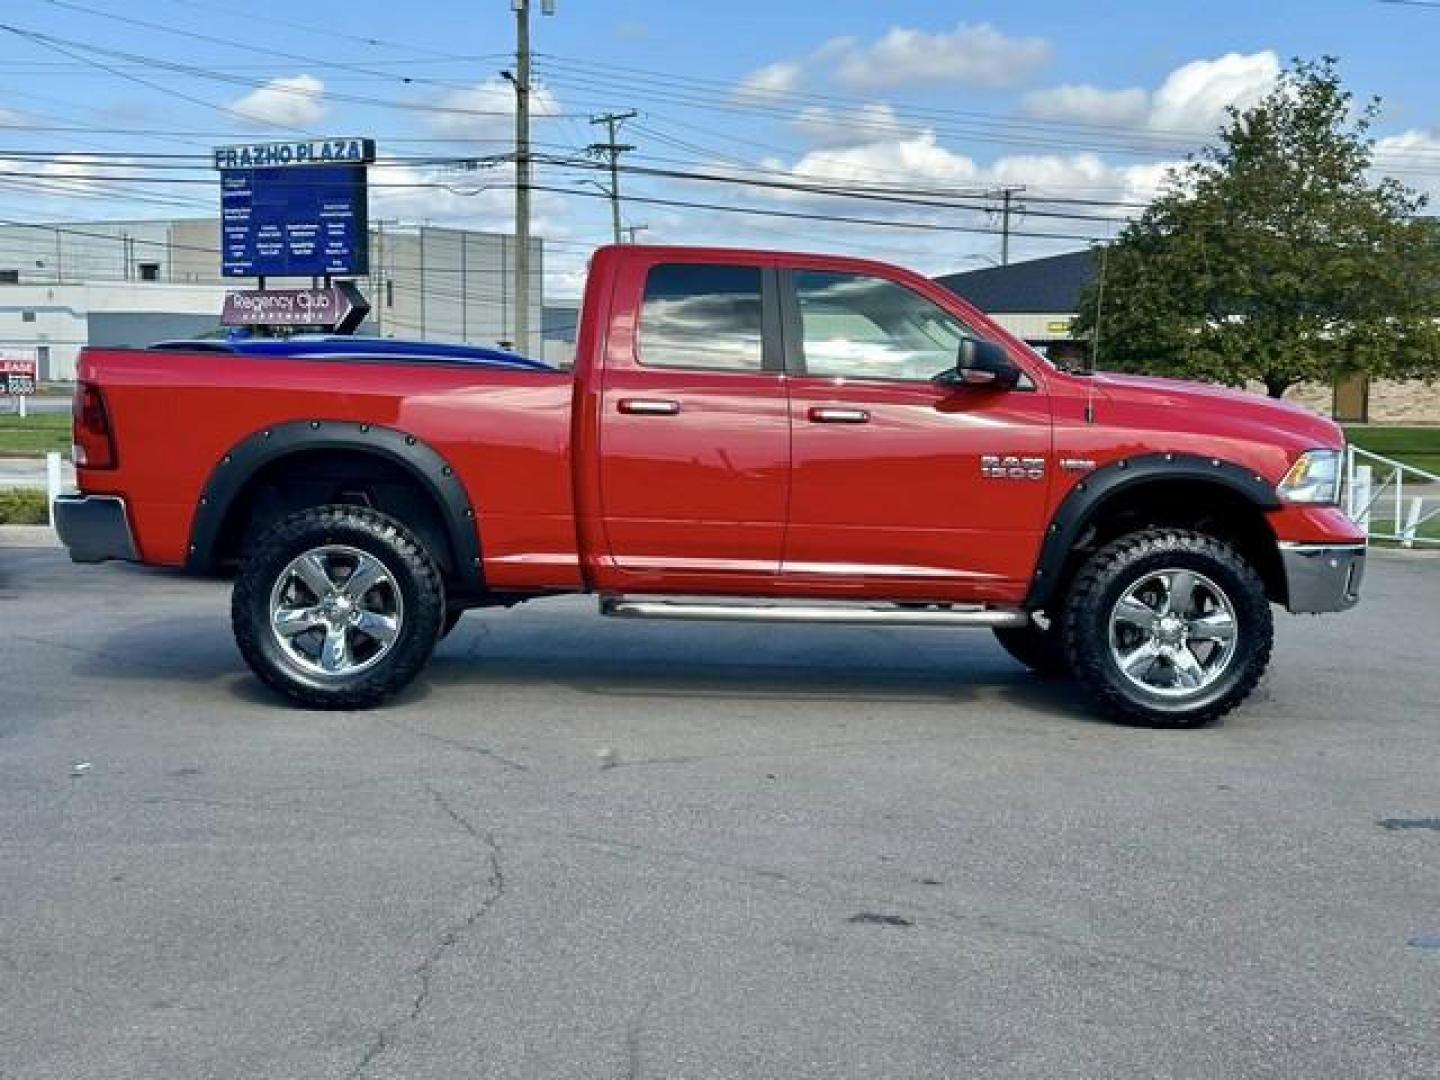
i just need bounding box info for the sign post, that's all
[214,138,374,333]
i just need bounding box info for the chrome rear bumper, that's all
[1280,543,1365,614]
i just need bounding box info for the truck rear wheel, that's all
[232,505,445,710]
[1062,528,1272,728]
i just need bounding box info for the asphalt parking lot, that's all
[1,544,1437,1079]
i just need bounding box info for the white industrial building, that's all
[0,219,544,381]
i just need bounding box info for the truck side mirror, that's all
[934,338,1022,391]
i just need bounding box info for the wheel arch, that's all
[1027,453,1285,611]
[186,421,482,589]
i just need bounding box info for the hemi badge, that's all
[1060,458,1098,473]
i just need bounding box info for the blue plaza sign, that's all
[215,139,376,280]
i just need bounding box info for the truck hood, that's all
[1089,371,1345,452]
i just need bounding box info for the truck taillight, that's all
[73,381,117,469]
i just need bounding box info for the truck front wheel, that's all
[232,505,445,709]
[1062,528,1273,728]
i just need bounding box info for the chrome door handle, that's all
[618,398,681,416]
[808,407,870,424]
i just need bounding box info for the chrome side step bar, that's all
[600,596,1031,629]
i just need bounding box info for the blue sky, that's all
[1,0,1437,296]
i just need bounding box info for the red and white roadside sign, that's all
[2,357,38,397]
[2,356,38,417]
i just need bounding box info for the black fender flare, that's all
[1025,452,1281,610]
[185,420,482,587]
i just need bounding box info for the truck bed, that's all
[76,344,583,591]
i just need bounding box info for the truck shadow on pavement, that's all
[65,609,1107,726]
[420,645,1097,719]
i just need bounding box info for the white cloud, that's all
[425,78,560,141]
[832,23,1052,91]
[228,74,328,129]
[733,61,803,104]
[0,107,24,128]
[1017,51,1280,142]
[1373,128,1440,201]
[791,103,915,148]
[1148,51,1279,133]
[780,132,982,189]
[1022,84,1150,127]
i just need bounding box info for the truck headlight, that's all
[1278,449,1342,505]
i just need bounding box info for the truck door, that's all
[597,259,790,578]
[779,266,1053,599]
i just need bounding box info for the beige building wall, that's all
[1279,379,1440,425]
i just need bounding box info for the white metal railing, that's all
[1344,444,1440,547]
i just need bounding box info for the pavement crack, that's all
[380,716,530,772]
[1378,817,1440,832]
[347,783,506,1079]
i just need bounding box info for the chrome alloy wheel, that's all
[1107,569,1238,699]
[267,545,404,678]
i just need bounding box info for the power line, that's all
[531,184,1109,243]
[0,21,322,137]
[535,55,1440,171]
[149,0,489,59]
[539,52,1221,143]
[534,155,1137,223]
[0,148,1150,225]
[536,68,1200,160]
[0,22,590,124]
[32,0,496,92]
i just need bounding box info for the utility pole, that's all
[508,0,554,357]
[997,186,1025,266]
[588,110,637,245]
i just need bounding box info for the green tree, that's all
[1073,57,1440,398]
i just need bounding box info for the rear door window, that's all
[638,264,765,372]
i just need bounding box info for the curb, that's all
[1369,545,1440,560]
[0,525,60,548]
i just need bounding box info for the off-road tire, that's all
[993,619,1070,678]
[232,505,445,709]
[1062,527,1272,728]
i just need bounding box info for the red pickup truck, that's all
[55,244,1365,726]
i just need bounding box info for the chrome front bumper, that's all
[1280,543,1366,614]
[52,493,139,564]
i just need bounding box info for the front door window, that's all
[794,270,978,381]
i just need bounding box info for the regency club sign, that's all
[221,283,370,332]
